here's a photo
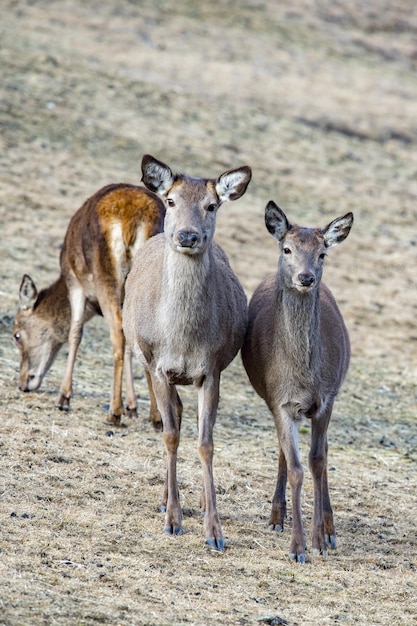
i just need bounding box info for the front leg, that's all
[151,376,183,535]
[309,404,335,556]
[274,407,306,562]
[160,390,183,510]
[197,374,224,551]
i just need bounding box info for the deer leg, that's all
[323,460,336,549]
[197,374,224,551]
[101,304,125,425]
[152,376,183,535]
[144,369,163,431]
[274,407,306,562]
[56,285,85,411]
[123,348,164,429]
[160,389,183,510]
[309,403,335,556]
[269,447,287,532]
[123,344,137,418]
[100,287,144,425]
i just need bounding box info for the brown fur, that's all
[241,201,353,562]
[14,183,165,427]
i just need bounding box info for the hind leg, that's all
[56,283,85,411]
[269,447,287,533]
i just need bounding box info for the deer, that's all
[241,200,353,563]
[123,154,252,550]
[13,183,166,428]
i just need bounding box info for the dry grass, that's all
[1,356,416,625]
[1,1,416,624]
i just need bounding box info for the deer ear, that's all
[19,274,38,311]
[215,166,252,202]
[322,212,354,248]
[265,201,290,241]
[141,154,175,195]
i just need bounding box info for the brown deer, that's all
[123,154,252,550]
[13,183,166,427]
[241,201,353,562]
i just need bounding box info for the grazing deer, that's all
[13,183,165,427]
[241,201,353,562]
[123,154,251,550]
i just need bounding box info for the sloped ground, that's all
[0,1,416,624]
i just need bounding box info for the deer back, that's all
[61,183,165,304]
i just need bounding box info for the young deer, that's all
[14,183,165,427]
[123,154,252,550]
[241,201,353,562]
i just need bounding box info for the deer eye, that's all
[283,247,291,255]
[319,253,327,260]
[206,203,217,213]
[167,198,175,207]
[14,332,21,342]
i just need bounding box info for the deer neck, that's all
[160,245,214,336]
[38,274,72,341]
[276,284,322,372]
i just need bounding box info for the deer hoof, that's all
[124,405,137,419]
[205,537,225,551]
[151,419,163,432]
[289,552,306,564]
[310,548,328,559]
[56,394,70,411]
[269,523,284,533]
[325,533,337,549]
[164,525,183,536]
[106,413,122,426]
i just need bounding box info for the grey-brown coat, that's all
[123,154,252,550]
[241,201,353,562]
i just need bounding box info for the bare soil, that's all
[0,1,416,625]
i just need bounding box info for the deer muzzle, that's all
[298,272,315,287]
[19,372,43,392]
[176,230,201,250]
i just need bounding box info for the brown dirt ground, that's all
[0,1,416,625]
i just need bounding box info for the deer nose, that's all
[298,272,315,287]
[177,231,199,248]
